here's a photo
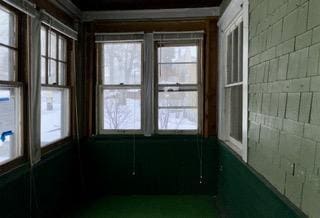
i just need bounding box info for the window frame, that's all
[96,35,204,135]
[218,0,249,162]
[40,24,72,151]
[0,2,28,172]
[154,40,203,135]
[97,40,145,135]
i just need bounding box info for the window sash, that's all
[41,25,68,86]
[155,42,201,133]
[40,86,70,147]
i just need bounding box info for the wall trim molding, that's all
[82,7,220,21]
[48,0,82,19]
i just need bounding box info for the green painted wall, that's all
[217,142,306,218]
[0,143,82,218]
[247,0,320,217]
[81,136,218,197]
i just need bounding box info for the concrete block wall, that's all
[248,0,320,217]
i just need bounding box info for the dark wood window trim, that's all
[0,2,28,174]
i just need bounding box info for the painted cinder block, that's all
[279,133,302,161]
[287,78,310,93]
[310,93,320,125]
[286,93,301,121]
[307,43,320,76]
[287,48,309,79]
[282,2,308,41]
[278,93,287,118]
[312,26,320,45]
[278,54,289,80]
[285,166,306,208]
[304,123,320,142]
[295,30,312,50]
[308,0,320,29]
[262,93,271,115]
[299,93,313,123]
[299,139,317,171]
[301,176,320,217]
[283,119,304,137]
[276,38,295,56]
[310,76,320,92]
[269,93,279,116]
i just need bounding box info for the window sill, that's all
[0,156,27,176]
[223,140,243,159]
[41,136,73,156]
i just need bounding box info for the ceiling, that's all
[71,0,222,11]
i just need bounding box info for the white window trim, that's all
[218,0,249,162]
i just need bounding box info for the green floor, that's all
[68,195,219,218]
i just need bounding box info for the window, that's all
[99,42,142,132]
[40,25,70,147]
[0,5,22,165]
[97,33,203,134]
[218,0,248,161]
[225,23,243,145]
[156,44,200,132]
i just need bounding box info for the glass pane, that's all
[49,31,57,59]
[41,57,46,84]
[158,108,197,130]
[239,22,243,82]
[58,62,66,85]
[41,27,47,56]
[0,46,17,81]
[230,85,243,142]
[227,33,232,84]
[103,43,142,85]
[0,6,17,47]
[58,36,67,61]
[0,87,22,164]
[41,88,70,146]
[232,28,239,83]
[103,89,141,130]
[158,63,197,84]
[158,46,197,63]
[159,91,197,107]
[48,59,57,84]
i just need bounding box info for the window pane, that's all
[158,63,197,84]
[0,87,22,164]
[58,36,67,61]
[103,89,141,130]
[41,27,47,56]
[232,28,239,83]
[48,59,57,84]
[230,85,243,142]
[41,88,69,146]
[49,31,57,59]
[158,108,197,130]
[239,22,243,81]
[158,46,197,63]
[103,43,141,85]
[227,33,232,84]
[0,46,17,81]
[0,6,17,47]
[58,62,66,85]
[41,57,46,84]
[159,91,197,107]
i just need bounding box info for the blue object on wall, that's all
[0,131,13,142]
